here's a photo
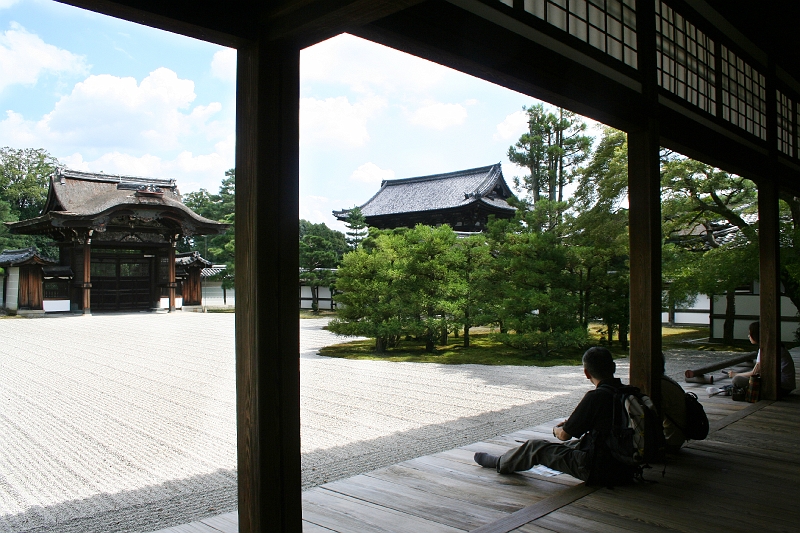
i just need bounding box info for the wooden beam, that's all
[55,0,246,47]
[265,0,424,45]
[235,37,302,532]
[758,177,781,401]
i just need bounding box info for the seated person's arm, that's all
[730,362,759,379]
[553,420,572,441]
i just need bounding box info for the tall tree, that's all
[661,157,759,344]
[0,147,60,257]
[507,104,592,226]
[182,168,236,289]
[568,127,631,346]
[398,224,462,352]
[490,204,589,357]
[0,147,59,221]
[452,233,494,348]
[328,231,405,353]
[298,220,347,311]
[343,206,368,250]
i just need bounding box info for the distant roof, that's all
[176,251,213,268]
[333,163,516,221]
[7,168,229,236]
[202,265,227,278]
[0,247,57,267]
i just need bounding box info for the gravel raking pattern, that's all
[1,313,734,532]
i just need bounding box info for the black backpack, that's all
[669,391,709,441]
[598,384,666,467]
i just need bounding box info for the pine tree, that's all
[343,206,368,250]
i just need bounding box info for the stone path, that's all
[0,313,737,533]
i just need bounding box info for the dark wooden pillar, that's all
[628,124,662,400]
[758,178,781,400]
[235,37,301,532]
[168,238,177,312]
[628,0,661,402]
[82,231,92,315]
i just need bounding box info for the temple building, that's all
[333,163,517,231]
[2,168,228,314]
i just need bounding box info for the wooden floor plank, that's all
[364,460,550,513]
[319,474,506,530]
[302,489,465,533]
[470,484,596,533]
[556,504,680,533]
[148,522,224,533]
[303,521,338,532]
[533,509,654,533]
[198,512,238,532]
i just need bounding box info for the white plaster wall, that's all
[686,294,711,310]
[6,267,19,311]
[43,300,71,312]
[674,312,708,325]
[159,297,183,309]
[201,281,235,307]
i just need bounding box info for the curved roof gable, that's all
[336,163,516,219]
[8,168,228,236]
[0,247,57,267]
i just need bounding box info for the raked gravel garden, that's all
[0,312,736,533]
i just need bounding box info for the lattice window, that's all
[720,45,766,140]
[777,90,793,157]
[655,1,715,115]
[523,0,638,68]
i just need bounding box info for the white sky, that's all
[0,0,603,233]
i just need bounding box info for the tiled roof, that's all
[7,168,228,235]
[335,163,515,219]
[0,247,57,267]
[201,265,227,278]
[46,168,183,217]
[176,251,213,268]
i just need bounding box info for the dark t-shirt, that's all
[562,377,633,484]
[562,377,622,440]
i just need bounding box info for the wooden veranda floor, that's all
[151,384,800,533]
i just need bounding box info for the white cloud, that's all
[0,0,20,10]
[60,143,233,193]
[494,110,529,141]
[300,195,348,232]
[408,102,467,130]
[0,68,226,154]
[300,95,386,148]
[211,48,236,82]
[0,22,88,92]
[302,33,449,95]
[349,162,394,184]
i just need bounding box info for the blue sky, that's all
[0,0,600,232]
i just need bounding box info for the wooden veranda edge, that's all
[469,483,597,533]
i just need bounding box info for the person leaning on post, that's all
[473,346,635,486]
[728,321,796,399]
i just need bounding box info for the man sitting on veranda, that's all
[474,346,635,486]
